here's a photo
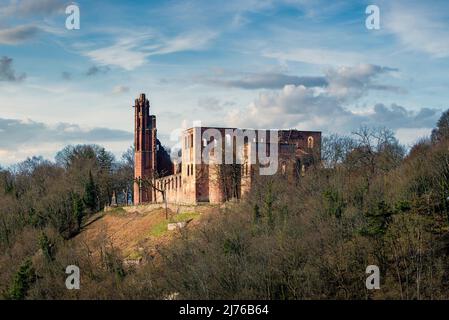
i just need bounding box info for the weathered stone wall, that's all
[119,202,216,214]
[154,173,183,203]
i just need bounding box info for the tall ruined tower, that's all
[133,93,157,205]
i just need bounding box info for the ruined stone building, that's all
[133,93,321,205]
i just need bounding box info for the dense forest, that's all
[2,110,449,299]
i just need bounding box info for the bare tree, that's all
[134,170,170,219]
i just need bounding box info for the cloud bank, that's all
[0,118,133,151]
[225,64,440,139]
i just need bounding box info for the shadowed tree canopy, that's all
[431,109,449,143]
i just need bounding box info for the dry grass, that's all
[76,206,210,259]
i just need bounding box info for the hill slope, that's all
[76,205,216,262]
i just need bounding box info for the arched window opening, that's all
[307,136,314,149]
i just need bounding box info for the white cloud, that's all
[0,142,65,165]
[226,83,439,134]
[263,48,365,66]
[385,2,449,58]
[149,31,217,55]
[81,30,217,70]
[112,85,130,94]
[395,127,431,147]
[325,64,404,101]
[83,35,152,71]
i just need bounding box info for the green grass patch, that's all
[148,212,200,237]
[149,220,168,237]
[127,251,143,260]
[170,211,200,223]
[108,207,126,215]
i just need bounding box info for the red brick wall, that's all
[133,94,157,205]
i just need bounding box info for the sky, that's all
[1,0,449,166]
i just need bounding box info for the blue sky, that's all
[1,0,449,165]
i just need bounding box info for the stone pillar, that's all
[133,93,157,205]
